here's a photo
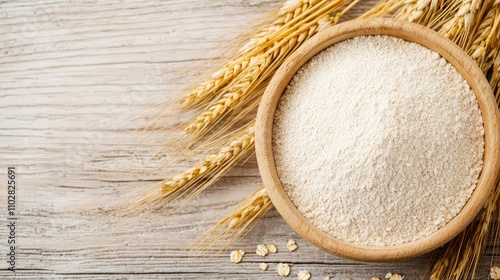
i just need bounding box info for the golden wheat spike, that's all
[189,185,272,251]
[239,0,311,54]
[468,7,500,72]
[395,0,440,24]
[130,121,256,212]
[439,0,484,47]
[184,54,271,134]
[179,59,252,109]
[178,0,313,109]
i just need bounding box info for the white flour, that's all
[272,35,484,247]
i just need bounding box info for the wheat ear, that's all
[467,6,500,72]
[185,0,355,137]
[395,0,440,24]
[189,185,272,251]
[178,0,314,108]
[184,54,271,134]
[239,0,311,54]
[130,121,255,212]
[439,0,482,47]
[360,0,405,18]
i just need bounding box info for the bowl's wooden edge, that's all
[255,18,500,262]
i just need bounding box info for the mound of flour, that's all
[272,35,484,246]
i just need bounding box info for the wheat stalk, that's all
[178,0,314,109]
[185,0,355,137]
[130,121,256,212]
[189,185,272,251]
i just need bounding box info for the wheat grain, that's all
[468,6,499,71]
[189,185,272,251]
[492,266,500,279]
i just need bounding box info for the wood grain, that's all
[256,18,500,262]
[0,0,498,279]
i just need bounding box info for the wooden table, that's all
[0,0,495,278]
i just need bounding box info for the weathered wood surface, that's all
[0,0,497,279]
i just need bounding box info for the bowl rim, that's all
[255,18,500,262]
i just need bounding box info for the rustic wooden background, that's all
[0,0,498,279]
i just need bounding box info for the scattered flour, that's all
[272,35,485,246]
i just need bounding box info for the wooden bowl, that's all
[255,18,500,262]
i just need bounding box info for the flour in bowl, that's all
[272,35,484,246]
